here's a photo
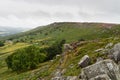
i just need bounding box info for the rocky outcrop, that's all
[112,43,120,63]
[113,51,120,63]
[94,43,113,54]
[105,43,113,49]
[65,76,78,80]
[51,42,120,80]
[51,69,62,80]
[80,59,120,80]
[94,43,120,63]
[78,55,90,68]
[64,44,73,52]
[52,76,78,80]
[107,43,120,63]
[113,43,120,51]
[96,57,103,62]
[89,74,111,80]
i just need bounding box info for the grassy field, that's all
[1,37,120,80]
[0,42,60,80]
[2,22,120,44]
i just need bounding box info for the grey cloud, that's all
[16,10,51,19]
[13,0,79,5]
[0,0,120,28]
[53,12,74,19]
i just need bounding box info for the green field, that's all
[1,37,120,80]
[2,22,120,44]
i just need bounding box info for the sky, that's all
[0,0,120,29]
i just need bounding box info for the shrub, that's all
[78,38,85,42]
[0,41,4,47]
[6,39,65,73]
[45,39,66,60]
[6,45,46,73]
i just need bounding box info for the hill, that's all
[1,22,120,43]
[0,26,29,36]
[1,22,120,80]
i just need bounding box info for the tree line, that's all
[6,40,65,73]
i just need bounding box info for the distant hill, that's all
[0,26,27,36]
[1,22,120,43]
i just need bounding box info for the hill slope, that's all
[1,22,120,80]
[1,22,120,43]
[1,37,120,80]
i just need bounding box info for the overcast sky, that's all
[0,0,120,29]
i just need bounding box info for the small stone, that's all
[78,55,90,68]
[105,43,113,49]
[94,48,104,52]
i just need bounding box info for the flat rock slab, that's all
[80,59,120,80]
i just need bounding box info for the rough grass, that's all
[1,22,120,79]
[61,37,120,76]
[2,22,120,44]
[0,41,60,80]
[1,37,120,80]
[0,43,30,79]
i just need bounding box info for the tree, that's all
[6,45,46,73]
[0,41,4,47]
[45,39,66,60]
[6,39,65,73]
